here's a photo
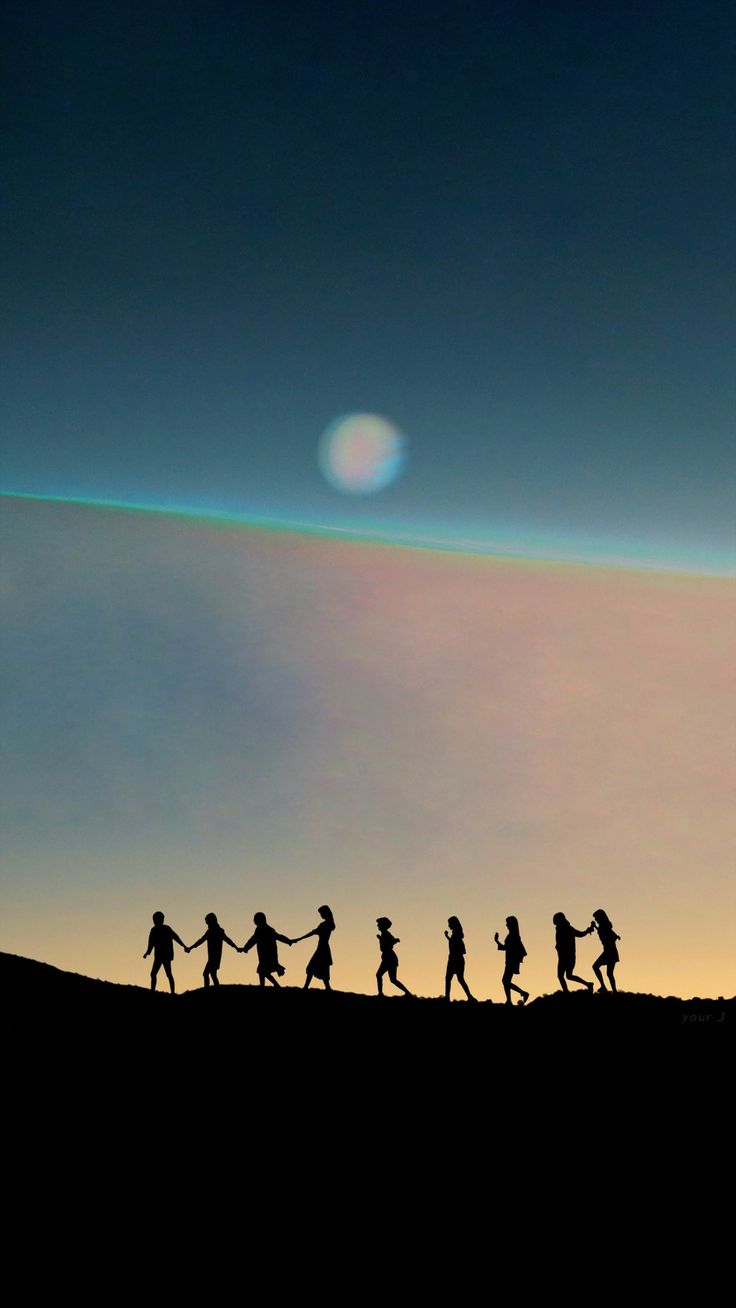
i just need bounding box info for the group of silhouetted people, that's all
[144,907,621,1001]
[553,910,621,994]
[144,906,336,993]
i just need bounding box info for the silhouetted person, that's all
[291,905,335,990]
[444,916,476,1001]
[376,917,413,997]
[590,909,621,992]
[494,916,529,1005]
[190,912,238,988]
[553,912,594,993]
[241,912,292,987]
[143,910,188,993]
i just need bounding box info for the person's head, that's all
[592,909,611,928]
[506,915,520,933]
[205,912,218,926]
[254,911,266,927]
[553,912,567,927]
[376,916,392,931]
[318,904,335,929]
[152,911,164,925]
[448,915,462,934]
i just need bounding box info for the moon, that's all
[318,414,407,494]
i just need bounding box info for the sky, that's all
[1,498,734,999]
[2,0,734,568]
[1,3,734,997]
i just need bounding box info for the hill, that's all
[1,953,733,1064]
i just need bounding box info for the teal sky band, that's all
[1,490,733,577]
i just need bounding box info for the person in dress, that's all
[241,912,292,987]
[590,909,621,993]
[291,905,335,990]
[494,915,529,1005]
[444,916,476,1001]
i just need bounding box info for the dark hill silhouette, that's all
[1,953,733,1065]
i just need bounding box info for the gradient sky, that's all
[1,5,734,999]
[2,0,735,568]
[1,499,734,999]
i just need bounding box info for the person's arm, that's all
[274,932,292,945]
[171,931,187,949]
[190,933,207,949]
[144,928,155,958]
[223,934,238,950]
[573,926,592,937]
[291,928,318,943]
[241,933,257,953]
[495,933,506,951]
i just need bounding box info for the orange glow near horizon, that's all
[1,503,734,1001]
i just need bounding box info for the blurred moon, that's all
[319,414,406,494]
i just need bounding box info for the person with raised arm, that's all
[590,909,621,992]
[143,910,189,994]
[376,917,413,997]
[494,915,529,1005]
[444,916,477,1001]
[189,912,239,988]
[291,905,335,990]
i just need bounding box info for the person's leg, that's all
[557,960,569,992]
[456,962,475,1001]
[377,963,387,995]
[504,967,525,1002]
[151,959,162,992]
[211,966,219,988]
[445,963,453,1000]
[389,963,412,996]
[607,964,617,993]
[592,954,606,991]
[303,971,312,990]
[163,962,175,994]
[569,968,593,991]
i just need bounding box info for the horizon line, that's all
[2,489,733,578]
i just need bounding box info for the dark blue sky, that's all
[2,0,734,566]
